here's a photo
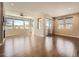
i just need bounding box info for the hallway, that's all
[0,35,78,57]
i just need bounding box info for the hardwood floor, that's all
[0,35,79,57]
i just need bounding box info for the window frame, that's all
[5,18,14,30]
[65,17,73,29]
[58,19,65,29]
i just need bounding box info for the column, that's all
[0,2,3,45]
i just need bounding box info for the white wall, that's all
[34,18,45,37]
[5,29,30,37]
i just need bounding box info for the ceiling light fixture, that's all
[11,3,14,6]
[20,13,24,16]
[68,8,72,10]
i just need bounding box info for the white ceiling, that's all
[4,2,79,17]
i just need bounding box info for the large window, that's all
[65,18,72,29]
[5,18,31,30]
[58,19,64,29]
[14,20,24,29]
[46,19,52,29]
[5,18,13,30]
[58,17,72,30]
[14,20,24,26]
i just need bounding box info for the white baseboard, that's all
[54,33,79,38]
[35,33,44,37]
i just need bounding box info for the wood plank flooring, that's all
[0,35,79,57]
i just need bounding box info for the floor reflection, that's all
[4,38,14,57]
[45,37,53,56]
[56,38,77,57]
[0,35,78,57]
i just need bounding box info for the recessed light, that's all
[11,3,14,6]
[68,8,72,10]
